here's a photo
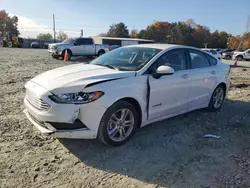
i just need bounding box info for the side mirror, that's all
[153,65,174,79]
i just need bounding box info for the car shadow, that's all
[59,99,250,187]
[230,65,250,68]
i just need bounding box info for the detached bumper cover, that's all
[23,109,97,139]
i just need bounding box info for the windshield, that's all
[62,38,75,44]
[89,47,161,71]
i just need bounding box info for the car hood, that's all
[49,43,70,48]
[29,64,135,94]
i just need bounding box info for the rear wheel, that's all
[208,85,225,111]
[8,41,13,48]
[98,101,138,146]
[98,50,105,56]
[236,55,243,61]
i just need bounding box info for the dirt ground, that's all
[0,48,250,188]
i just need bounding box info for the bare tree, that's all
[57,30,68,41]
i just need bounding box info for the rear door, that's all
[186,49,218,108]
[82,38,95,55]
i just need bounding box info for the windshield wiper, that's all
[95,63,118,70]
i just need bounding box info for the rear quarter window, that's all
[205,54,217,66]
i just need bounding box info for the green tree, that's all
[107,22,129,38]
[57,30,68,41]
[218,31,228,48]
[37,33,53,40]
[0,10,19,36]
[210,30,220,48]
[137,29,149,39]
[193,24,211,48]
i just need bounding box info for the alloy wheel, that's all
[107,108,135,142]
[212,87,224,109]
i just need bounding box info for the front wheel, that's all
[0,41,5,47]
[208,85,225,111]
[61,50,72,60]
[225,55,231,60]
[98,101,138,146]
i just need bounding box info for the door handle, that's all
[211,71,216,75]
[181,74,189,79]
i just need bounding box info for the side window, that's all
[210,50,217,55]
[247,50,250,54]
[74,39,84,46]
[82,39,93,45]
[205,54,217,66]
[149,49,187,73]
[188,49,210,69]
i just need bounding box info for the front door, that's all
[148,49,191,120]
[72,38,85,55]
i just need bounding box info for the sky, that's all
[1,0,250,38]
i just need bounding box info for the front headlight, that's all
[49,91,104,104]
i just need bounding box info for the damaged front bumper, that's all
[23,109,97,139]
[23,84,107,139]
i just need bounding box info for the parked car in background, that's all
[48,37,110,60]
[23,44,230,146]
[201,48,221,60]
[214,48,225,54]
[30,42,39,48]
[232,49,250,61]
[221,49,236,60]
[43,42,52,49]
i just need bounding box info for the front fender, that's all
[83,75,148,123]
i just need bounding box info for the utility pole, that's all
[53,14,56,42]
[238,15,250,49]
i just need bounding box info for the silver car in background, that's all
[48,37,110,60]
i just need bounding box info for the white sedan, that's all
[201,48,221,60]
[23,44,230,146]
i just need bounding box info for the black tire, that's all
[0,41,5,47]
[225,55,231,60]
[52,54,59,59]
[98,101,139,146]
[236,55,243,61]
[98,50,105,56]
[208,85,225,111]
[8,41,13,48]
[61,49,72,60]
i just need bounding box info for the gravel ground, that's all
[0,48,250,188]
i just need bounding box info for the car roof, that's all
[72,37,92,40]
[123,43,189,50]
